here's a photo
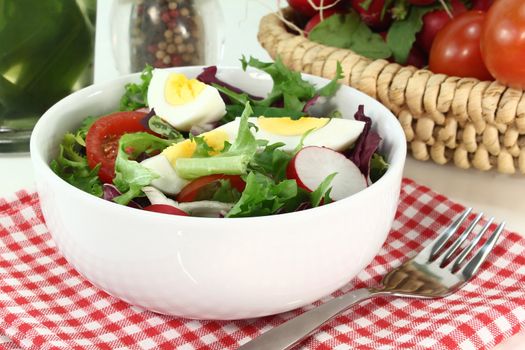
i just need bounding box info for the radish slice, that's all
[287,146,367,201]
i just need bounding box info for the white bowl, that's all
[30,66,406,320]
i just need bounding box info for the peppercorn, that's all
[130,0,204,71]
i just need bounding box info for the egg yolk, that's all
[165,73,206,106]
[257,116,329,136]
[162,130,230,166]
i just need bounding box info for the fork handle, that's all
[238,288,381,350]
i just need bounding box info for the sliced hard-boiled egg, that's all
[147,69,226,131]
[215,116,365,152]
[140,153,189,195]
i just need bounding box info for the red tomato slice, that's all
[143,204,189,216]
[177,174,245,203]
[85,111,150,183]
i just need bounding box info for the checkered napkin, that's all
[1,179,525,350]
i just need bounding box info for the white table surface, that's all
[1,1,523,348]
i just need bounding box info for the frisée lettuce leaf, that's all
[50,133,103,197]
[112,132,173,205]
[175,102,258,179]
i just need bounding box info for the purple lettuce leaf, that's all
[347,105,382,178]
[103,183,143,209]
[139,108,156,130]
[302,95,320,113]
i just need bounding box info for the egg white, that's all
[140,153,189,195]
[215,117,365,152]
[147,68,226,131]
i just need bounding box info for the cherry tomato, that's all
[416,0,467,53]
[429,11,492,81]
[177,174,246,203]
[351,0,392,31]
[86,111,150,183]
[143,204,189,216]
[481,0,525,89]
[304,9,339,35]
[287,0,339,17]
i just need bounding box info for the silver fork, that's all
[238,208,505,350]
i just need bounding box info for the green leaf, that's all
[360,0,373,11]
[175,102,258,179]
[226,172,298,218]
[190,135,216,158]
[223,105,305,123]
[309,12,392,60]
[316,62,343,97]
[310,173,337,207]
[249,142,293,182]
[241,56,316,111]
[211,180,242,203]
[112,132,173,205]
[148,115,184,141]
[50,133,103,197]
[370,153,389,183]
[74,115,97,146]
[387,5,439,64]
[391,0,409,21]
[212,84,250,105]
[119,65,153,111]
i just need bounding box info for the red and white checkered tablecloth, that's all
[1,178,525,350]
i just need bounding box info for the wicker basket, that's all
[257,11,525,174]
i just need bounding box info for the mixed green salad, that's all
[51,57,388,218]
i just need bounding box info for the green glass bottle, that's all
[0,0,96,152]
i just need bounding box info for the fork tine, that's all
[429,208,472,260]
[438,212,483,265]
[457,222,505,278]
[452,217,494,271]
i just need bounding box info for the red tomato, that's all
[86,111,150,183]
[408,0,436,5]
[287,0,339,17]
[304,9,339,35]
[481,0,525,89]
[143,204,189,216]
[351,0,391,31]
[177,174,246,203]
[429,11,492,81]
[416,0,467,53]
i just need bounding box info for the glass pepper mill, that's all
[111,0,225,74]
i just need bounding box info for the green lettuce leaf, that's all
[370,153,389,183]
[310,173,336,207]
[119,65,153,111]
[147,115,184,141]
[240,56,342,111]
[249,141,293,182]
[175,102,258,179]
[112,132,173,205]
[50,133,103,197]
[226,172,298,218]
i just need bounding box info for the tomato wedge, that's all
[143,204,188,216]
[177,174,245,203]
[86,111,150,183]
